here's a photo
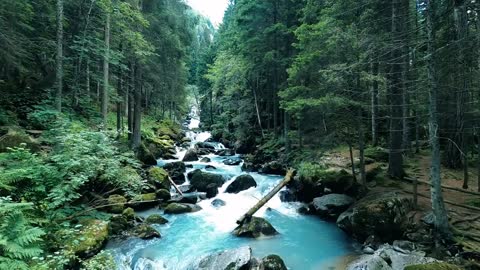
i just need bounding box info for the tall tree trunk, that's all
[371,61,379,146]
[128,62,135,140]
[426,0,452,241]
[388,0,405,178]
[86,59,90,97]
[55,0,64,112]
[284,110,290,152]
[445,0,468,169]
[116,55,123,137]
[102,11,111,127]
[348,141,357,181]
[132,67,142,149]
[401,0,411,154]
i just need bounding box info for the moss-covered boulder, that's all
[62,220,109,259]
[131,224,161,239]
[364,147,389,162]
[81,251,116,270]
[233,217,278,238]
[163,161,186,184]
[188,169,225,196]
[156,189,171,201]
[155,120,183,141]
[164,203,202,214]
[404,263,463,270]
[289,168,361,202]
[109,215,132,235]
[107,194,127,214]
[146,137,176,159]
[145,214,168,225]
[136,143,157,165]
[259,161,287,175]
[148,167,171,191]
[225,174,257,193]
[260,255,288,270]
[336,191,413,242]
[122,207,135,220]
[0,128,40,153]
[129,193,158,210]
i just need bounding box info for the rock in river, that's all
[164,203,202,214]
[190,246,252,270]
[163,161,186,184]
[312,194,355,219]
[188,169,225,196]
[131,224,161,240]
[211,199,226,208]
[183,148,199,162]
[259,255,288,270]
[223,158,242,166]
[225,174,257,193]
[233,217,278,238]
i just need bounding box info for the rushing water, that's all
[108,113,355,270]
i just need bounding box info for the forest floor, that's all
[320,147,480,252]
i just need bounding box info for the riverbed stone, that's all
[312,194,355,219]
[223,157,242,166]
[183,149,199,162]
[216,149,235,156]
[205,183,219,198]
[148,167,171,191]
[145,214,169,225]
[191,246,252,270]
[225,174,257,193]
[336,191,414,242]
[404,262,463,270]
[109,214,132,235]
[188,169,225,194]
[163,161,186,184]
[212,199,226,208]
[107,194,127,214]
[164,203,202,214]
[233,217,278,238]
[136,143,158,165]
[156,189,171,201]
[122,207,135,220]
[260,255,288,270]
[131,224,161,239]
[200,157,211,163]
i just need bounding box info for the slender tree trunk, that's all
[86,59,90,97]
[253,77,264,138]
[102,11,111,127]
[426,0,452,241]
[116,55,123,137]
[477,128,480,192]
[55,0,64,112]
[284,110,290,152]
[128,62,135,140]
[349,142,357,181]
[132,67,142,149]
[463,140,469,189]
[371,61,379,146]
[401,0,411,154]
[388,0,404,179]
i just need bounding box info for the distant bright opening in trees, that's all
[186,0,229,27]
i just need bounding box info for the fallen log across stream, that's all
[236,168,296,225]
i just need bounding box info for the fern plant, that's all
[0,197,45,270]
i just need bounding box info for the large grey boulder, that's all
[347,244,437,270]
[183,149,199,162]
[188,169,225,197]
[163,161,186,184]
[336,191,413,242]
[312,194,355,219]
[189,246,252,270]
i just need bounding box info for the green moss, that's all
[107,194,127,214]
[131,224,161,239]
[130,193,158,210]
[404,262,463,270]
[261,255,287,270]
[156,189,171,201]
[136,143,157,165]
[149,167,170,190]
[233,217,278,238]
[145,214,169,224]
[81,251,116,270]
[364,147,389,162]
[122,207,135,220]
[164,203,191,214]
[63,219,109,258]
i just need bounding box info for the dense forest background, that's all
[1,0,480,268]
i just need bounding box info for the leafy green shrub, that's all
[27,106,62,130]
[0,109,17,126]
[0,197,45,270]
[298,162,326,180]
[80,250,115,270]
